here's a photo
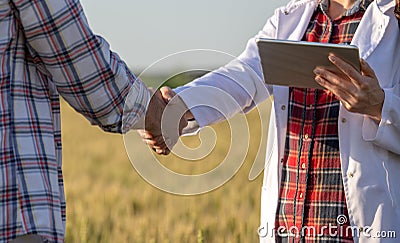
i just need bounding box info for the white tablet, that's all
[256,38,360,89]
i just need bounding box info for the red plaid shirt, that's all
[275,0,372,242]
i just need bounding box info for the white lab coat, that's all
[175,0,400,241]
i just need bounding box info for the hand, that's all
[140,87,190,155]
[314,54,384,122]
[143,89,167,139]
[159,87,194,121]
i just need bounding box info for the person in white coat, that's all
[142,0,400,242]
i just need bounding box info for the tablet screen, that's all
[256,38,360,89]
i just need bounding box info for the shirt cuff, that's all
[181,120,201,136]
[122,80,151,132]
[362,89,397,151]
[173,86,214,130]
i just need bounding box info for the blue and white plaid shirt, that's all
[0,0,150,241]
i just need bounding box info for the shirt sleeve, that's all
[10,0,149,133]
[362,86,400,155]
[173,15,277,129]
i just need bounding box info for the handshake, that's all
[139,87,193,155]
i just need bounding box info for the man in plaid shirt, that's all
[0,0,172,242]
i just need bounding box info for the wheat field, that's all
[61,88,272,242]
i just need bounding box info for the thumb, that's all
[360,59,377,78]
[160,86,176,102]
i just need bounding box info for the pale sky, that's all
[80,0,287,73]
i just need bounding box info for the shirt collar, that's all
[319,0,374,16]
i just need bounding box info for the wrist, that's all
[184,110,194,121]
[367,89,385,122]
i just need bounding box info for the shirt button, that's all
[299,193,303,199]
[281,105,286,111]
[342,118,347,123]
[304,134,309,140]
[301,163,306,169]
[284,10,289,15]
[348,172,354,178]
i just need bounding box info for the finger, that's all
[137,129,147,138]
[328,54,363,86]
[315,76,356,106]
[360,59,377,78]
[162,148,171,155]
[150,142,169,153]
[154,148,164,154]
[154,90,166,104]
[142,136,167,147]
[154,148,170,155]
[142,139,162,147]
[160,86,176,102]
[314,67,356,93]
[148,87,166,99]
[138,130,154,140]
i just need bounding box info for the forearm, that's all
[173,10,280,129]
[11,0,149,133]
[174,41,271,129]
